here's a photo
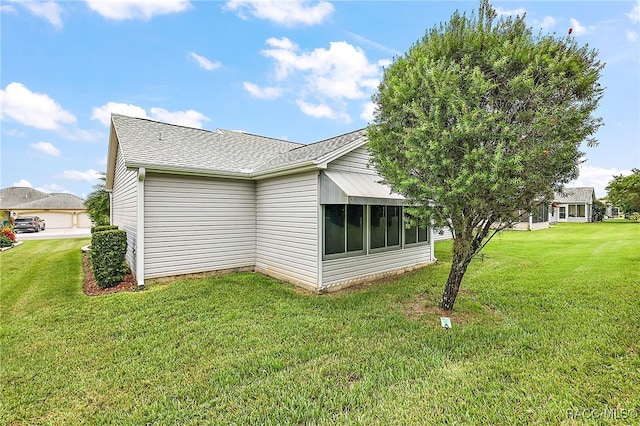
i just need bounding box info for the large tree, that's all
[367,0,604,311]
[84,173,110,226]
[606,169,640,214]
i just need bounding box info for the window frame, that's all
[323,204,365,260]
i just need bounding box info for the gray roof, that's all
[0,187,49,208]
[110,114,367,178]
[111,114,304,175]
[253,129,367,173]
[12,193,87,210]
[0,187,86,210]
[554,187,596,203]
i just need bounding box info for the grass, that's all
[1,222,639,425]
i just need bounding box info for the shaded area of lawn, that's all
[1,222,639,424]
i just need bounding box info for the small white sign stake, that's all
[440,316,452,329]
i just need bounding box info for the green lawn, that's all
[1,222,639,425]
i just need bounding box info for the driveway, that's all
[15,228,91,241]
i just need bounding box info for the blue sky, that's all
[1,0,639,198]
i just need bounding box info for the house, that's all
[510,202,551,231]
[549,187,596,223]
[0,187,92,229]
[106,114,435,292]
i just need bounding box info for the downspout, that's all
[430,218,437,263]
[316,171,323,292]
[136,167,145,288]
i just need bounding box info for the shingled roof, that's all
[0,187,86,210]
[0,187,49,209]
[109,114,367,181]
[554,187,596,203]
[111,114,304,176]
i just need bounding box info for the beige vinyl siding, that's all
[256,171,318,289]
[327,145,376,174]
[111,145,138,275]
[322,244,431,289]
[144,174,256,279]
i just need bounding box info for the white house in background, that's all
[106,114,436,292]
[0,187,91,229]
[550,187,596,223]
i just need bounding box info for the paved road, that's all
[15,228,91,241]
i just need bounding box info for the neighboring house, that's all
[510,202,551,231]
[0,187,91,229]
[106,114,435,292]
[549,187,596,223]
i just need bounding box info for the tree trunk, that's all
[439,252,472,312]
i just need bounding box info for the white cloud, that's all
[626,30,638,42]
[571,165,632,198]
[149,107,209,128]
[360,102,376,122]
[243,82,282,99]
[225,0,333,26]
[37,183,66,193]
[627,1,640,23]
[262,38,379,100]
[495,6,526,17]
[92,102,209,128]
[21,1,63,29]
[188,52,221,71]
[86,0,191,20]
[91,102,148,126]
[12,179,32,188]
[0,82,76,130]
[0,5,17,13]
[31,141,61,156]
[569,18,590,36]
[295,100,336,119]
[253,37,384,122]
[533,16,556,32]
[59,169,102,182]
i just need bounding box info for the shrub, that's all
[0,235,14,248]
[90,229,127,288]
[1,227,16,243]
[91,225,119,234]
[628,212,640,222]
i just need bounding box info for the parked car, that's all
[13,216,45,233]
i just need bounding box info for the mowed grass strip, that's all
[1,222,639,425]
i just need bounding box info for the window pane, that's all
[387,206,400,246]
[569,205,578,217]
[405,223,417,244]
[418,226,428,242]
[577,205,585,217]
[347,205,364,252]
[325,205,345,255]
[370,205,386,249]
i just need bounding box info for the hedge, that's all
[91,225,119,234]
[90,229,128,288]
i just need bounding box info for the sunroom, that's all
[318,170,433,291]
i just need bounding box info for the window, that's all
[559,206,566,219]
[324,205,364,256]
[568,204,585,218]
[404,214,429,245]
[370,205,401,250]
[324,204,428,259]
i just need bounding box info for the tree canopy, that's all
[84,173,110,226]
[367,0,604,311]
[606,169,640,214]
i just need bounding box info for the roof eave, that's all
[105,118,119,191]
[127,163,253,180]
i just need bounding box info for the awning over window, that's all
[319,170,406,206]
